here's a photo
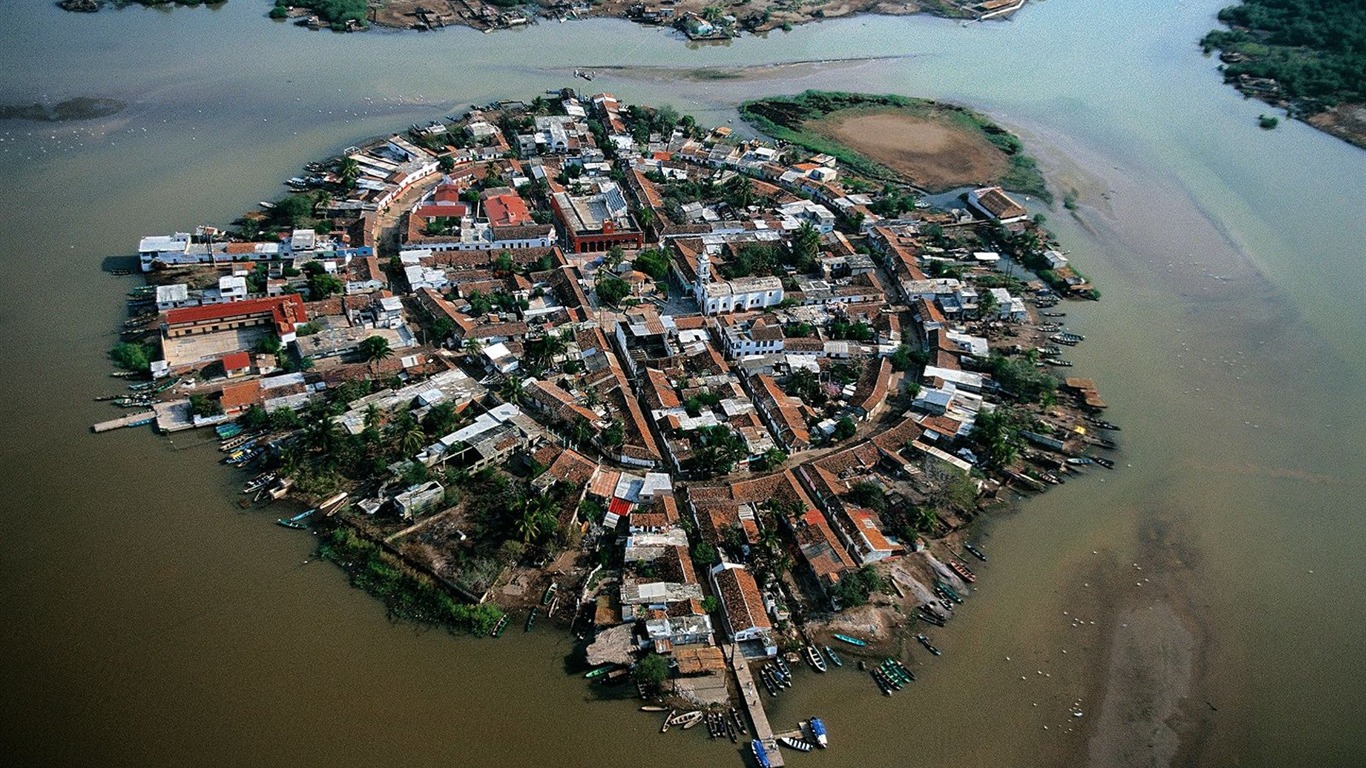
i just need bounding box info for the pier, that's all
[91,410,156,433]
[727,643,784,767]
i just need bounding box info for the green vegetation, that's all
[594,273,632,307]
[831,417,858,442]
[633,248,672,280]
[632,652,671,691]
[273,0,369,31]
[109,341,152,372]
[1202,0,1366,114]
[1258,113,1280,129]
[188,393,224,418]
[691,425,748,477]
[969,404,1029,467]
[847,481,887,513]
[830,565,884,607]
[982,352,1059,404]
[319,527,503,633]
[738,91,1050,201]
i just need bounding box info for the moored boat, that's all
[275,508,314,529]
[1094,456,1116,469]
[779,736,814,752]
[948,560,977,583]
[640,705,667,712]
[490,613,509,637]
[808,716,828,748]
[524,607,537,632]
[751,739,771,768]
[964,543,988,561]
[660,709,676,733]
[584,664,613,679]
[805,645,827,672]
[678,711,704,730]
[822,645,842,667]
[916,633,942,656]
[832,633,868,647]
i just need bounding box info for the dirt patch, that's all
[812,111,1011,192]
[1306,102,1366,150]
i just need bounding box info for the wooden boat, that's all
[823,645,842,667]
[1094,456,1116,469]
[660,709,676,733]
[490,614,509,637]
[805,645,827,673]
[934,580,963,603]
[916,609,946,627]
[1047,358,1074,367]
[779,737,814,752]
[1087,418,1121,431]
[916,633,942,656]
[679,711,704,730]
[751,739,771,768]
[964,543,988,561]
[243,473,276,494]
[524,608,537,632]
[584,664,613,679]
[730,707,747,735]
[948,560,977,583]
[640,705,667,712]
[833,633,868,647]
[267,477,294,500]
[1066,457,1093,466]
[275,508,314,529]
[808,716,828,748]
[542,582,558,605]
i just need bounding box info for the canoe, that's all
[833,633,868,647]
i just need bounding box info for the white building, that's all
[693,252,784,315]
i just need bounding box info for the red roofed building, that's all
[710,563,776,657]
[793,507,856,596]
[218,380,263,415]
[483,192,532,228]
[163,295,307,342]
[221,351,252,378]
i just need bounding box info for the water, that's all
[1,1,1364,766]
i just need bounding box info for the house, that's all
[792,507,856,599]
[966,186,1029,224]
[221,351,252,378]
[550,181,644,254]
[162,294,307,342]
[393,480,445,520]
[710,563,775,658]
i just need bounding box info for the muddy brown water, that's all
[2,1,1364,766]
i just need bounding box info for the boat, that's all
[916,609,946,627]
[542,582,558,605]
[490,613,509,637]
[832,633,868,647]
[964,543,988,561]
[1050,332,1083,346]
[243,472,276,494]
[823,645,842,667]
[524,608,537,632]
[869,669,895,695]
[808,716,828,748]
[1091,436,1118,449]
[916,633,942,656]
[1094,456,1116,469]
[640,705,667,712]
[678,711,704,730]
[948,560,977,583]
[775,656,792,678]
[805,645,827,673]
[1047,358,1075,367]
[660,709,676,733]
[1088,418,1121,431]
[1066,457,1094,466]
[275,508,314,529]
[730,707,747,735]
[216,423,244,439]
[267,477,294,500]
[751,739,771,768]
[584,664,613,679]
[779,737,813,752]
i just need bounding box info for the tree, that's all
[600,418,625,448]
[463,337,484,357]
[336,156,360,189]
[634,248,671,280]
[595,273,631,307]
[977,288,998,319]
[831,417,858,442]
[498,372,524,404]
[633,653,670,692]
[240,404,270,431]
[188,393,223,418]
[307,271,344,299]
[400,420,428,456]
[603,245,626,272]
[692,425,747,477]
[970,404,1027,467]
[691,541,719,567]
[270,407,303,431]
[359,335,392,364]
[109,342,152,373]
[725,173,755,210]
[438,155,456,172]
[791,220,821,272]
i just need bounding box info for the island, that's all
[101,89,1116,762]
[1202,0,1366,148]
[62,0,1029,37]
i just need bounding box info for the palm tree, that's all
[400,421,427,456]
[498,372,524,404]
[463,337,484,358]
[363,403,383,432]
[336,157,360,189]
[360,335,393,363]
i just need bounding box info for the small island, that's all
[101,89,1115,762]
[1202,0,1366,149]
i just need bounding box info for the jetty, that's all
[728,644,784,767]
[91,410,156,433]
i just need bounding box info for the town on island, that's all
[100,89,1115,765]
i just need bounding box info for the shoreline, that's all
[62,0,1028,40]
[103,87,1115,763]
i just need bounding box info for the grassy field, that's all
[739,91,1051,201]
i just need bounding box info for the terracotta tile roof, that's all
[221,351,251,371]
[794,507,855,583]
[218,380,262,410]
[544,448,598,487]
[714,565,770,634]
[164,294,307,336]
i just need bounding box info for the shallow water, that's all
[1,1,1363,766]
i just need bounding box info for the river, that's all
[1,1,1363,766]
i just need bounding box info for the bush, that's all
[110,342,151,372]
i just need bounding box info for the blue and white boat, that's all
[808,717,828,748]
[751,739,771,768]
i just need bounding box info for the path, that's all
[727,643,784,767]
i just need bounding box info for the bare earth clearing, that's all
[812,111,1010,192]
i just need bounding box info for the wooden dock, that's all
[727,643,784,767]
[91,411,156,433]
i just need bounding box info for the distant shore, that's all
[62,0,1028,40]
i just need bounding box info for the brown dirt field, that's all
[813,111,1010,192]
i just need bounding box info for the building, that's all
[966,186,1029,224]
[162,295,307,343]
[692,252,783,315]
[550,181,644,254]
[710,563,776,658]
